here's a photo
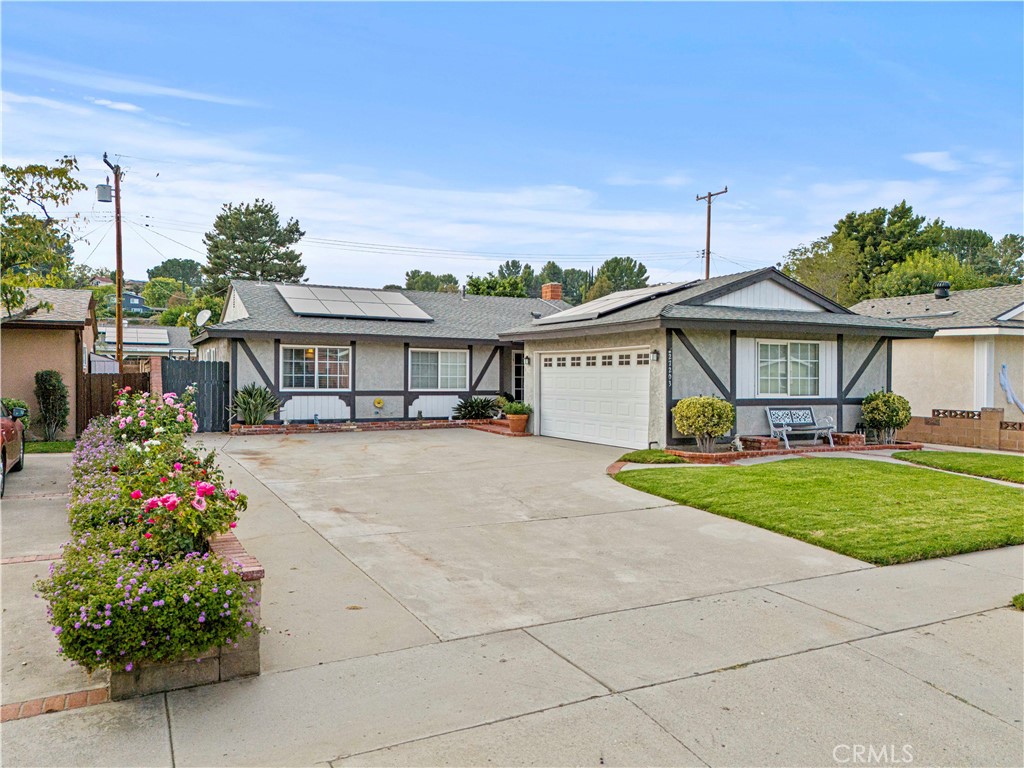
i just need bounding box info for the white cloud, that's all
[904,151,962,173]
[87,98,145,113]
[5,55,256,107]
[605,172,690,188]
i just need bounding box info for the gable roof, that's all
[501,267,932,339]
[851,284,1024,330]
[0,288,95,328]
[196,279,571,344]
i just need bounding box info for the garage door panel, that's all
[539,347,651,450]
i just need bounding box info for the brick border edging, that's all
[1,552,63,565]
[1,687,108,723]
[229,419,496,436]
[208,531,263,581]
[666,442,924,464]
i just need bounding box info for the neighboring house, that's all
[852,283,1024,419]
[192,280,569,423]
[90,275,114,287]
[123,291,154,315]
[93,325,196,367]
[499,267,933,450]
[0,288,97,440]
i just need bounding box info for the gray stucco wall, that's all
[227,336,506,422]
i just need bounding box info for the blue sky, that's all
[3,2,1021,286]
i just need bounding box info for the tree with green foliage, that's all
[158,294,225,333]
[402,269,459,292]
[1,157,87,315]
[147,258,204,288]
[561,267,593,305]
[142,277,190,309]
[34,370,70,441]
[868,251,989,297]
[672,396,735,453]
[584,274,614,302]
[832,201,945,300]
[497,260,539,296]
[594,256,649,292]
[88,285,117,318]
[983,234,1024,283]
[201,199,305,295]
[780,235,860,305]
[465,273,528,298]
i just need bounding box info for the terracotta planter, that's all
[506,414,529,434]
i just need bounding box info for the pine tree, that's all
[201,199,306,295]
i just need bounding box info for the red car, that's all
[0,403,27,497]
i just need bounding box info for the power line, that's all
[80,222,115,264]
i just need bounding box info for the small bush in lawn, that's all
[231,383,281,425]
[453,397,498,420]
[1,397,31,432]
[673,396,734,453]
[34,370,69,440]
[37,529,260,674]
[861,391,912,444]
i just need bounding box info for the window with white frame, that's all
[281,346,351,390]
[757,341,819,397]
[410,349,468,390]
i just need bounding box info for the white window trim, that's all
[755,338,821,399]
[408,347,470,392]
[279,344,352,392]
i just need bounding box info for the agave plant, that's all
[452,396,498,420]
[231,384,281,426]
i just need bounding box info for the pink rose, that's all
[176,415,185,422]
[130,490,143,500]
[144,497,161,512]
[226,488,239,501]
[143,532,152,539]
[229,521,237,529]
[161,494,180,512]
[191,495,207,512]
[173,462,183,471]
[139,419,147,427]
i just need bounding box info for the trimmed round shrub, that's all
[860,391,912,444]
[672,396,735,453]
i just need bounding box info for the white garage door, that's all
[538,347,651,449]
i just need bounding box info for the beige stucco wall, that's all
[1,327,81,439]
[524,328,666,447]
[891,334,1024,418]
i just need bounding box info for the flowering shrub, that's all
[109,386,199,443]
[37,384,260,674]
[39,529,258,674]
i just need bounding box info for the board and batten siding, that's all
[280,395,351,421]
[734,337,838,399]
[706,281,825,312]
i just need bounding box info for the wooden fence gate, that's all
[76,372,152,433]
[162,360,230,433]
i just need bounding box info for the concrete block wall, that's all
[898,407,1024,452]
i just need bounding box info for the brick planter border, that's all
[665,441,924,465]
[230,418,495,436]
[108,532,263,701]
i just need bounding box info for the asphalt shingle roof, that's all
[851,284,1024,330]
[3,288,94,325]
[206,280,570,342]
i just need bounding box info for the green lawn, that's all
[25,440,76,454]
[616,458,1024,565]
[891,450,1024,484]
[618,449,687,465]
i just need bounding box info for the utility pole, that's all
[696,186,728,280]
[102,153,125,373]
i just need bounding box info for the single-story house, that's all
[0,288,97,439]
[123,291,154,315]
[192,279,569,423]
[94,325,196,366]
[852,283,1024,420]
[499,267,934,449]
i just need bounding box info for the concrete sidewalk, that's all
[2,432,1021,767]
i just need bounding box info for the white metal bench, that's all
[765,407,835,449]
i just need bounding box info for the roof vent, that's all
[934,281,951,299]
[531,311,542,319]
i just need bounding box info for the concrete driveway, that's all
[2,429,1022,767]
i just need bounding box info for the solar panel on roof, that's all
[274,284,432,322]
[533,282,692,325]
[102,327,170,345]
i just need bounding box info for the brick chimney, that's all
[541,282,563,301]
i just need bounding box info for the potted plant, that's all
[503,400,533,434]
